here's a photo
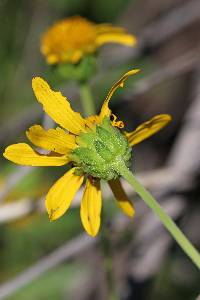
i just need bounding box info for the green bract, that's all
[55,55,97,83]
[70,117,132,180]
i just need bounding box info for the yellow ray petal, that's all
[3,143,69,166]
[96,32,137,47]
[46,168,84,221]
[26,125,77,155]
[109,179,135,217]
[125,114,172,146]
[84,115,101,130]
[46,54,59,64]
[96,24,126,34]
[99,69,140,120]
[86,115,101,124]
[70,50,83,63]
[32,77,85,135]
[80,177,102,237]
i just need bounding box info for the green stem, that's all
[118,163,200,270]
[79,83,96,116]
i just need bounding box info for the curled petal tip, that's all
[32,76,47,88]
[129,68,140,74]
[32,76,42,85]
[166,114,172,121]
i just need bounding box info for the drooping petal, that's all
[26,125,77,155]
[46,167,84,221]
[96,32,136,47]
[3,143,69,166]
[99,69,140,120]
[125,114,172,146]
[109,179,135,217]
[80,177,102,237]
[32,77,85,134]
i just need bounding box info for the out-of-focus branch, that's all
[130,234,171,280]
[0,113,54,204]
[0,166,186,224]
[0,234,97,300]
[0,197,39,224]
[141,0,200,48]
[167,67,200,175]
[125,50,199,98]
[0,167,33,205]
[0,195,185,299]
[112,195,187,284]
[0,105,41,144]
[68,252,107,300]
[103,0,200,65]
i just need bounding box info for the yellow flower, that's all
[4,70,171,237]
[41,16,137,65]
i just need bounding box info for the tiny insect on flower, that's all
[3,69,171,237]
[41,16,137,65]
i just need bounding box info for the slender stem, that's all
[118,163,200,270]
[79,83,96,116]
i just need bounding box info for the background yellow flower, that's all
[41,16,137,64]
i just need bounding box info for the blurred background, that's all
[0,0,200,299]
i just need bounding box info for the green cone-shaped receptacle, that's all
[70,117,131,180]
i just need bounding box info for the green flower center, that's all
[70,117,132,181]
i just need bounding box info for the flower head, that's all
[41,16,137,65]
[4,70,171,236]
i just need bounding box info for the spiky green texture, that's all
[70,117,131,180]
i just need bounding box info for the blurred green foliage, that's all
[6,263,87,300]
[0,0,32,121]
[48,0,131,21]
[0,208,82,278]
